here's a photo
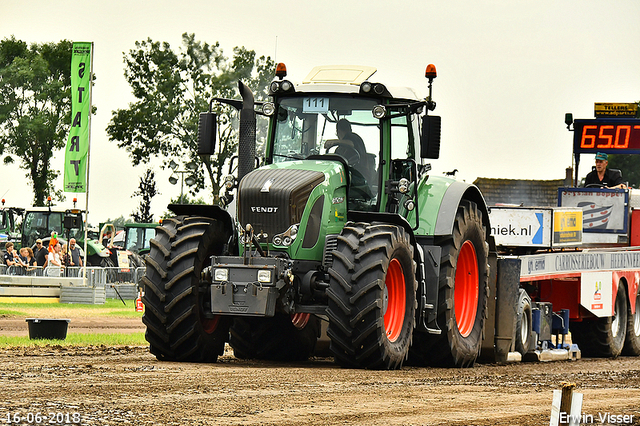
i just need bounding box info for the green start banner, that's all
[64,42,93,193]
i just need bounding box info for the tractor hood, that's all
[237,159,346,241]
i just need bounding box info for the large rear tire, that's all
[326,223,416,370]
[409,200,489,367]
[141,216,233,362]
[571,281,627,358]
[623,288,640,356]
[229,314,319,361]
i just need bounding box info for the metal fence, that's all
[0,265,146,287]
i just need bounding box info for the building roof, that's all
[473,178,566,207]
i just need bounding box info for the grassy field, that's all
[0,298,144,319]
[0,332,146,347]
[0,299,147,347]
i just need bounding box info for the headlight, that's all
[372,105,387,119]
[257,270,271,283]
[214,268,229,282]
[272,223,300,247]
[262,102,276,116]
[398,178,409,194]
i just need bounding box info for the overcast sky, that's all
[3,0,640,224]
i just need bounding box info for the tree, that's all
[160,195,208,219]
[107,33,275,203]
[606,154,640,189]
[132,168,159,223]
[103,215,133,229]
[0,37,78,205]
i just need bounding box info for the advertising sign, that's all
[553,209,582,245]
[489,207,551,248]
[580,271,614,317]
[64,42,93,193]
[559,188,628,234]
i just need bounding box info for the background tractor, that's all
[21,204,110,267]
[142,64,492,369]
[0,200,23,249]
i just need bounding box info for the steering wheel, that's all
[328,143,361,166]
[585,183,606,188]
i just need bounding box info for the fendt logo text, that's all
[251,206,279,213]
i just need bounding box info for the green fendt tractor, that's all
[142,64,492,369]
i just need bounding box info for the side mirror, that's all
[198,112,217,156]
[421,115,441,159]
[63,215,81,229]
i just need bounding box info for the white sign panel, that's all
[580,271,613,317]
[559,189,627,233]
[489,207,551,247]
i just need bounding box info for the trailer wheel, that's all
[515,289,533,355]
[141,216,232,362]
[409,200,489,367]
[623,289,640,356]
[327,223,416,370]
[571,281,628,358]
[229,314,319,361]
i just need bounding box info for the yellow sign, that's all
[553,210,583,245]
[594,103,638,118]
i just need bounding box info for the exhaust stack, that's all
[238,80,256,183]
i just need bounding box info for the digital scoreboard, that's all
[573,119,640,155]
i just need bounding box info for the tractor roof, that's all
[292,65,423,102]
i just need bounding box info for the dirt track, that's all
[1,317,640,426]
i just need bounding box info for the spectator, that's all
[34,239,48,269]
[47,242,64,277]
[3,242,17,267]
[16,247,29,267]
[24,247,37,272]
[68,238,83,267]
[48,231,59,254]
[60,243,71,267]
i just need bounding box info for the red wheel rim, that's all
[291,312,310,330]
[455,241,479,337]
[384,258,406,342]
[202,316,220,334]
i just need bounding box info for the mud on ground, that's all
[1,316,640,425]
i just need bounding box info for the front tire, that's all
[410,200,489,367]
[141,215,233,362]
[326,223,416,370]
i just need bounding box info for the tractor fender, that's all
[414,176,490,237]
[167,204,237,253]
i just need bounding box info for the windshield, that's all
[22,212,83,248]
[125,227,155,253]
[271,96,380,209]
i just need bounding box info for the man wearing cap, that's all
[34,239,48,268]
[584,152,626,189]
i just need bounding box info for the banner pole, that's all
[82,42,94,287]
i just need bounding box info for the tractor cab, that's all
[0,200,23,247]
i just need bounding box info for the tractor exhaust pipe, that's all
[238,80,256,183]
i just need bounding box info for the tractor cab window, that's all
[390,114,416,160]
[272,96,380,210]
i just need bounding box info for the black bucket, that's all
[26,318,70,340]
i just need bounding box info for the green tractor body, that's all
[143,65,492,369]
